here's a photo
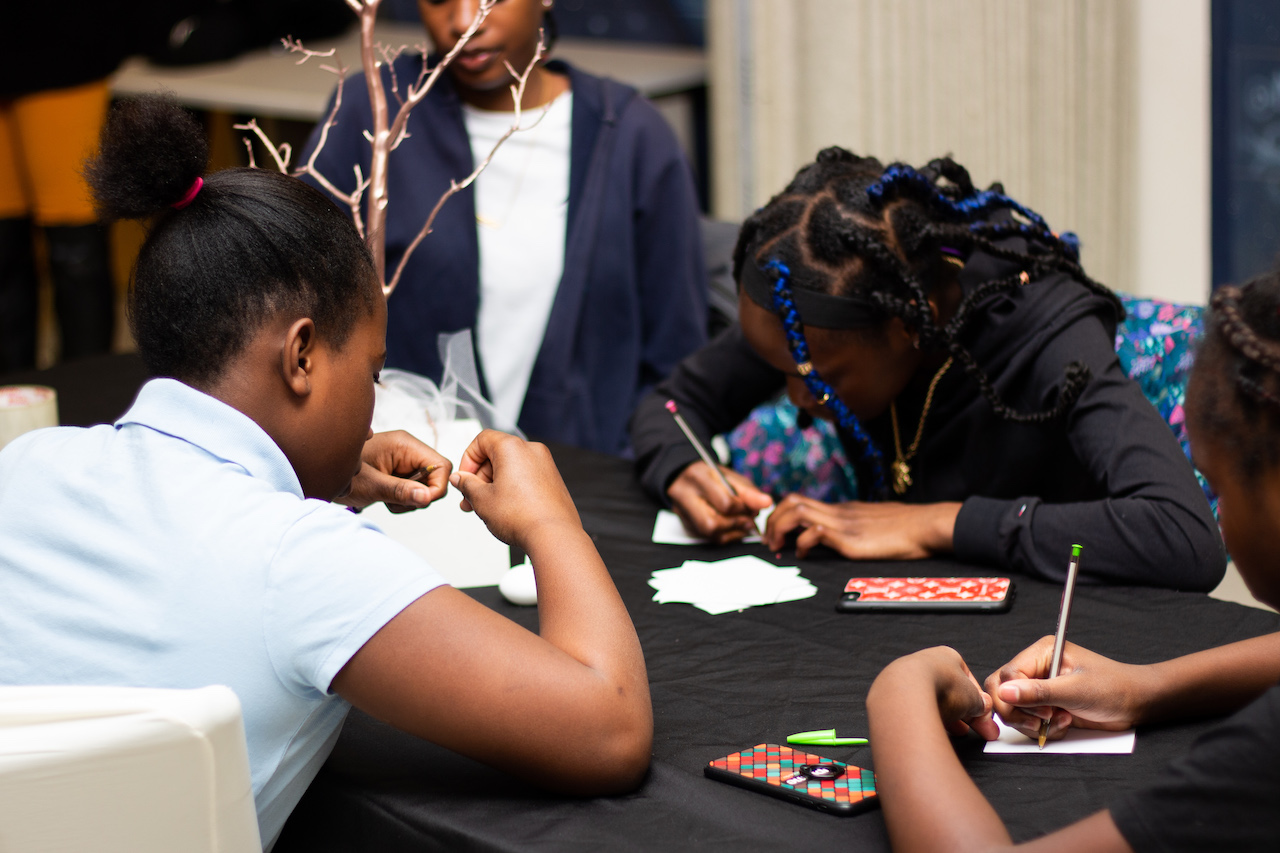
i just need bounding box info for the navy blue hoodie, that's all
[301,56,706,456]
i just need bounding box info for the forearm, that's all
[967,317,1225,588]
[521,522,652,768]
[524,522,646,678]
[954,495,1225,589]
[867,660,1012,853]
[1138,632,1280,724]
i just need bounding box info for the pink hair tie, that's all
[171,177,204,210]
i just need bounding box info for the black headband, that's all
[739,260,884,330]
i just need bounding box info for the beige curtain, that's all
[709,0,1137,295]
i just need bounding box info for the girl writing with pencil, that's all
[0,96,651,850]
[864,267,1280,851]
[630,148,1223,589]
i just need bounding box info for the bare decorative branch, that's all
[237,0,547,298]
[386,37,550,296]
[281,36,337,65]
[231,119,292,173]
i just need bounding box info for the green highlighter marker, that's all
[786,728,868,746]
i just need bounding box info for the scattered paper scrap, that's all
[648,554,817,614]
[983,714,1136,755]
[651,507,775,546]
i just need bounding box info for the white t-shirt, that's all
[463,92,572,425]
[0,379,446,848]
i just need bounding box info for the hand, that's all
[666,462,773,543]
[339,430,451,512]
[984,637,1150,741]
[763,496,960,559]
[450,430,581,547]
[874,646,1001,741]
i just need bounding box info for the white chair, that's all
[0,684,261,852]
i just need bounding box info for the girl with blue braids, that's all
[630,148,1224,589]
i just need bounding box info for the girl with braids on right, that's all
[630,148,1223,588]
[860,272,1280,852]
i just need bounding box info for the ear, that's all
[281,318,318,399]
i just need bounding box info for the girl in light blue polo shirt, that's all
[0,95,651,849]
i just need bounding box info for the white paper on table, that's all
[358,418,511,589]
[648,554,817,614]
[651,506,775,545]
[983,714,1136,754]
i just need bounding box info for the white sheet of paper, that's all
[359,418,511,589]
[651,506,774,545]
[983,715,1136,754]
[648,555,816,613]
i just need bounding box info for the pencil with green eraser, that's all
[1038,544,1083,748]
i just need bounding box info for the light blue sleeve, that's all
[262,503,448,697]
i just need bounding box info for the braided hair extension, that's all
[734,148,1123,490]
[1192,280,1280,478]
[765,260,889,496]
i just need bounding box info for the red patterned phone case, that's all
[705,744,878,815]
[838,577,1013,613]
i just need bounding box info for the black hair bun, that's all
[85,95,209,221]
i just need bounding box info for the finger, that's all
[689,464,755,518]
[673,495,746,542]
[457,429,507,476]
[968,706,1002,741]
[991,636,1059,685]
[722,469,774,511]
[423,463,451,500]
[366,430,443,474]
[450,471,480,513]
[382,471,434,510]
[994,705,1052,739]
[763,501,804,550]
[1046,709,1074,740]
[765,496,849,550]
[365,466,433,509]
[962,679,1001,741]
[777,502,848,554]
[794,523,825,559]
[985,635,1058,715]
[997,677,1064,710]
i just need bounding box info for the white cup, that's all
[0,386,59,451]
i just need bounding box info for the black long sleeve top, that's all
[630,247,1226,591]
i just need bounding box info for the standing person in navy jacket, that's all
[300,0,706,456]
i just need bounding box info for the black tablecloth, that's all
[276,446,1280,852]
[14,355,1276,851]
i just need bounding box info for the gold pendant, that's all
[892,459,912,495]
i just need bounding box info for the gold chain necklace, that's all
[890,356,953,495]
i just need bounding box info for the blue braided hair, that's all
[732,147,1121,485]
[866,162,1081,262]
[764,259,890,498]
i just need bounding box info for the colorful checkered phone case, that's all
[705,744,878,815]
[837,577,1014,613]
